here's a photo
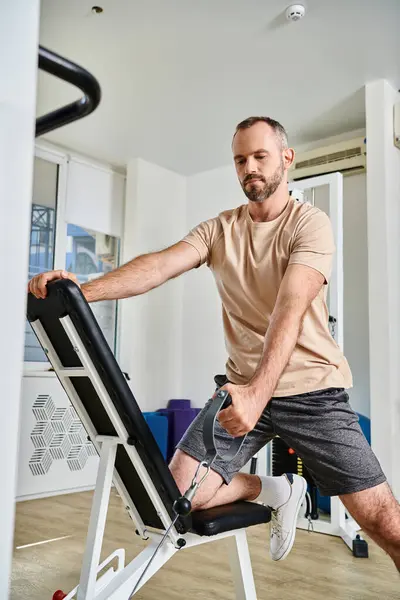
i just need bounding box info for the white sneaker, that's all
[269,473,307,561]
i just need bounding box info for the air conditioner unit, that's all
[290,136,367,181]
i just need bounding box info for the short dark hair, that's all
[233,116,288,149]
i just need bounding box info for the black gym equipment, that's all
[36,45,101,137]
[27,280,271,598]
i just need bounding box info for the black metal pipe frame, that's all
[35,45,101,137]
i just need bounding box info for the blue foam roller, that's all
[143,412,168,460]
[157,406,201,461]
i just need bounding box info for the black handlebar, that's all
[35,45,101,137]
[202,390,246,463]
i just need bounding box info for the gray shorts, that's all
[176,378,386,496]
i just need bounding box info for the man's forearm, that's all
[248,308,303,400]
[81,253,162,302]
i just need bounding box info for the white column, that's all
[119,159,147,403]
[119,159,186,411]
[365,79,400,499]
[0,1,40,595]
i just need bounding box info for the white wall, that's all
[342,174,370,417]
[182,159,370,415]
[120,159,186,411]
[0,0,40,595]
[181,166,244,405]
[366,79,400,499]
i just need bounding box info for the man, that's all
[29,117,400,569]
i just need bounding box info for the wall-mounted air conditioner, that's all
[290,137,367,181]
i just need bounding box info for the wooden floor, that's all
[11,490,399,599]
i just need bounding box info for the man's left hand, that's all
[216,383,268,437]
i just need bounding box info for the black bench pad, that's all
[191,501,271,536]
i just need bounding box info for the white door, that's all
[289,172,344,350]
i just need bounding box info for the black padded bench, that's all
[27,280,271,599]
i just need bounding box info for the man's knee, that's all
[169,449,223,510]
[169,449,197,495]
[340,482,400,540]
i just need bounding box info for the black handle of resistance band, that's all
[36,45,101,137]
[203,389,247,463]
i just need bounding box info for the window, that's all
[24,157,58,362]
[25,150,122,365]
[66,225,119,353]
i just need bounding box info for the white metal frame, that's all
[287,173,363,554]
[30,316,260,599]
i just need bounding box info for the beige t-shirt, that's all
[182,197,353,397]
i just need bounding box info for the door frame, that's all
[289,172,344,349]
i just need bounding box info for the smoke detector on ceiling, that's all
[285,4,306,21]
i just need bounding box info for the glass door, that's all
[24,154,60,363]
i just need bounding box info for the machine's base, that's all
[297,506,369,559]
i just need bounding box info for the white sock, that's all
[254,474,291,509]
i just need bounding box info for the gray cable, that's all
[129,515,179,598]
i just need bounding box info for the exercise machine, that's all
[27,280,271,599]
[36,44,101,138]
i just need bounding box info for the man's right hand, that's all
[28,270,79,299]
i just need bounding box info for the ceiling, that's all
[36,0,400,175]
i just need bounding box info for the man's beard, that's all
[241,161,285,203]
